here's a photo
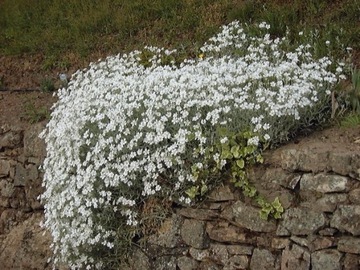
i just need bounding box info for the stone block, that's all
[281,244,310,270]
[232,201,277,232]
[206,222,251,244]
[308,237,335,252]
[0,130,22,149]
[271,238,290,250]
[0,159,10,177]
[301,173,350,193]
[0,178,14,197]
[208,185,235,202]
[181,219,209,249]
[148,214,183,248]
[311,249,342,270]
[343,253,360,270]
[338,237,360,254]
[330,205,360,235]
[279,207,326,235]
[24,122,46,159]
[189,247,210,261]
[250,248,276,270]
[227,245,254,255]
[314,193,348,212]
[349,188,360,204]
[177,256,199,270]
[226,255,249,270]
[209,244,229,265]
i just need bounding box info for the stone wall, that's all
[0,123,360,269]
[0,123,52,269]
[124,140,360,270]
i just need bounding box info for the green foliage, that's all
[0,0,358,64]
[186,128,283,220]
[348,68,360,113]
[22,100,50,124]
[40,77,56,92]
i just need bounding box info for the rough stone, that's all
[209,244,229,265]
[206,222,251,244]
[24,122,46,158]
[249,248,276,270]
[208,185,235,202]
[343,253,360,270]
[148,214,183,248]
[198,260,221,270]
[271,238,290,250]
[232,201,277,232]
[279,208,326,235]
[300,173,349,193]
[311,249,342,270]
[308,237,335,252]
[0,130,22,149]
[313,193,348,212]
[9,187,29,210]
[125,247,151,270]
[290,236,308,247]
[0,159,10,177]
[14,163,27,186]
[338,237,360,254]
[349,188,360,204]
[178,208,219,220]
[281,244,310,270]
[318,228,337,236]
[153,256,177,270]
[177,256,199,270]
[189,247,210,261]
[227,245,254,255]
[0,213,52,270]
[181,219,209,249]
[0,178,14,197]
[330,205,360,235]
[249,167,300,190]
[25,176,44,210]
[226,255,249,270]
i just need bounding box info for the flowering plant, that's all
[40,21,346,268]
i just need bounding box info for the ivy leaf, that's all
[272,197,284,213]
[231,145,240,158]
[256,154,264,163]
[200,183,208,196]
[185,186,199,199]
[236,159,245,169]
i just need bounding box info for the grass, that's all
[0,0,359,68]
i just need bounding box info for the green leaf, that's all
[256,154,264,163]
[236,159,245,169]
[231,145,240,158]
[272,197,284,213]
[200,184,208,196]
[185,186,199,199]
[221,149,233,159]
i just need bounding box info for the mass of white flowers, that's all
[40,21,346,268]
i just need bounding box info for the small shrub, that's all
[40,21,347,269]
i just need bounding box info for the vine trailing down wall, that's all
[37,20,352,269]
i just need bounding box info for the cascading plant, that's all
[40,21,347,269]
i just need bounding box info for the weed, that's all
[40,78,56,92]
[22,100,50,124]
[340,113,360,128]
